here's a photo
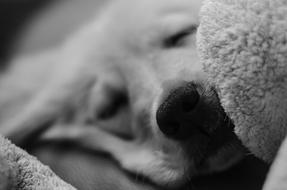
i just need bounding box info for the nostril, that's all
[156,82,201,139]
[181,91,200,112]
[158,121,180,137]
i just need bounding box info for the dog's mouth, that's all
[35,82,244,189]
[117,111,244,189]
[135,83,246,188]
[88,82,245,188]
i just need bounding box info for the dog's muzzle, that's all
[156,82,210,140]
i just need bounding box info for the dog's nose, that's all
[156,82,201,140]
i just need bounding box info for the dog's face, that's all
[76,0,246,188]
[0,0,246,188]
[11,0,245,188]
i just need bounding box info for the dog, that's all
[0,0,245,188]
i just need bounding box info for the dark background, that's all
[0,0,51,65]
[0,1,271,190]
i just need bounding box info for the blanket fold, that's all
[0,135,76,190]
[198,0,287,162]
[197,0,287,189]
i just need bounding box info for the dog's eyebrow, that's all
[162,24,198,48]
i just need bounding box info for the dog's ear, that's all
[84,69,132,138]
[0,49,96,145]
[0,50,60,125]
[0,47,132,145]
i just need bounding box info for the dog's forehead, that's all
[101,0,202,51]
[110,0,202,30]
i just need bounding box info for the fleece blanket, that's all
[0,135,76,190]
[197,0,287,189]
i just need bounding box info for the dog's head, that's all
[65,0,246,188]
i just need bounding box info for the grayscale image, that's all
[1,0,286,190]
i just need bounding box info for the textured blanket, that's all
[197,0,287,189]
[0,135,76,190]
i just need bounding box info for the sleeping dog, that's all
[0,0,245,188]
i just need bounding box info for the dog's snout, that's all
[156,82,201,140]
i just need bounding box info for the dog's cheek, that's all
[86,71,127,118]
[84,80,134,138]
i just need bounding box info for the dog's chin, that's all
[132,114,245,188]
[132,154,192,189]
[129,151,189,188]
[137,144,244,188]
[123,135,244,189]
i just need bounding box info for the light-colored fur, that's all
[0,0,244,188]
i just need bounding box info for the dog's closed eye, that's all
[162,25,198,48]
[89,85,131,139]
[97,89,128,120]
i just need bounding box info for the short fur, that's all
[0,0,244,187]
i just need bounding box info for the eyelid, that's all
[162,24,198,48]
